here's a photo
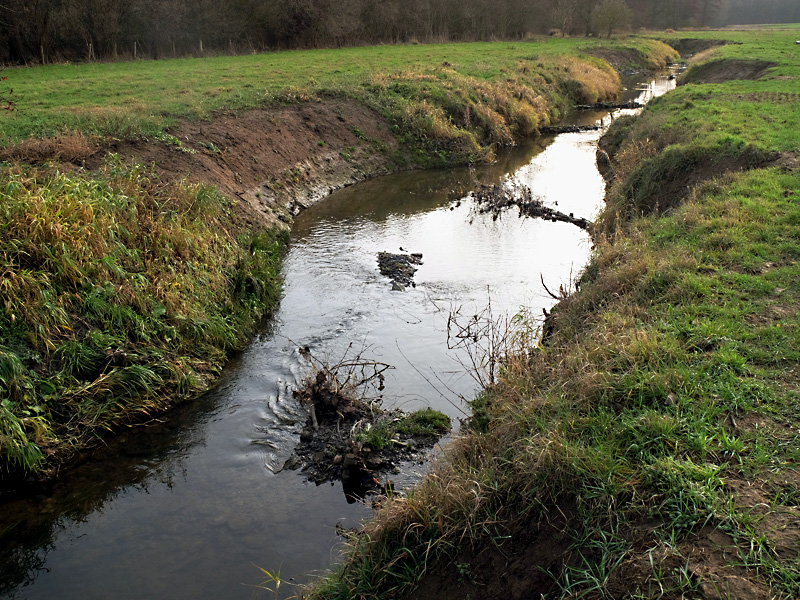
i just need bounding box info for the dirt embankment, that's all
[664,38,730,58]
[680,58,777,84]
[98,99,401,229]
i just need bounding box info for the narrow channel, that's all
[0,72,677,600]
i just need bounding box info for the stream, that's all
[0,71,678,600]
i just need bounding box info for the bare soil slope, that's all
[99,99,400,229]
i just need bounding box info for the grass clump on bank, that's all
[0,159,285,473]
[306,29,800,600]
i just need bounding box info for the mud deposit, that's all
[377,251,424,289]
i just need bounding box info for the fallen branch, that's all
[538,124,603,135]
[576,100,643,110]
[470,181,592,230]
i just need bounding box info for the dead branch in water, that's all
[576,100,643,110]
[538,124,603,134]
[447,291,513,388]
[470,181,591,229]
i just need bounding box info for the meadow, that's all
[1,37,675,164]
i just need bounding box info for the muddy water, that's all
[0,73,677,600]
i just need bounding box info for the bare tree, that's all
[572,0,604,35]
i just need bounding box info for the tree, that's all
[572,0,603,36]
[697,0,722,27]
[594,0,633,37]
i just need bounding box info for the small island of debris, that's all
[377,251,423,291]
[287,346,450,500]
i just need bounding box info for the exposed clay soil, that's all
[638,150,778,216]
[411,502,579,600]
[586,47,654,72]
[665,38,731,58]
[92,99,401,230]
[680,58,777,84]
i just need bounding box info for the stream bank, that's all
[0,125,611,599]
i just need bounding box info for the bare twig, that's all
[540,273,560,301]
[293,342,394,422]
[446,288,515,388]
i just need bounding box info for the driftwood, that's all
[576,100,643,110]
[538,124,603,135]
[471,182,591,230]
[293,344,392,428]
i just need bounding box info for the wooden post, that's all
[134,40,137,59]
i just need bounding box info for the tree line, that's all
[0,0,795,64]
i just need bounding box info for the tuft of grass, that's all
[355,409,450,451]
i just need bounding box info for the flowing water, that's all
[0,72,677,600]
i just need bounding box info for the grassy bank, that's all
[0,38,678,476]
[307,29,800,600]
[0,160,286,473]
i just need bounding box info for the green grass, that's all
[599,30,800,230]
[0,159,286,472]
[355,408,451,451]
[305,28,800,600]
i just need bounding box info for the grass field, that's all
[307,28,800,600]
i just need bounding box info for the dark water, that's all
[0,72,677,600]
